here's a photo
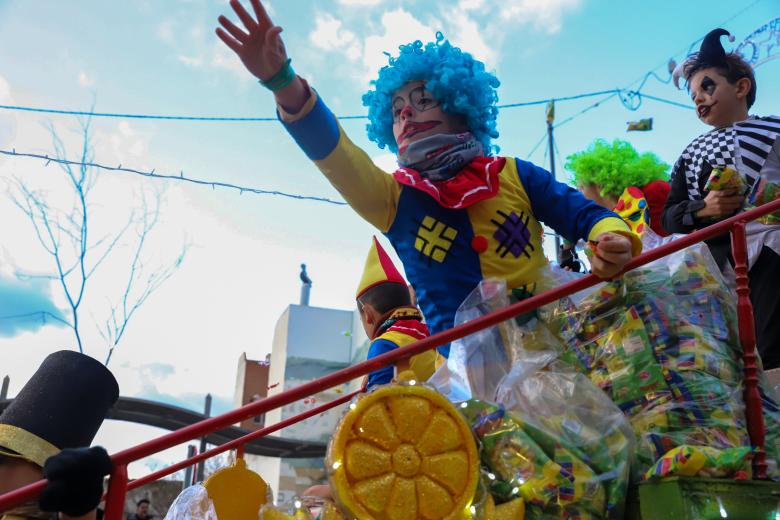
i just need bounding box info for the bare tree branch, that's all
[104,188,190,365]
[0,311,72,328]
[10,113,186,362]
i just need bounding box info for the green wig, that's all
[565,139,670,197]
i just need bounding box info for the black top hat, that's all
[0,350,119,466]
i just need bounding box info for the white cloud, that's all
[104,120,152,163]
[307,6,501,85]
[211,42,251,81]
[0,75,16,155]
[499,0,582,34]
[338,0,383,5]
[458,0,485,9]
[0,75,10,102]
[361,9,436,82]
[371,153,398,172]
[177,54,203,67]
[344,45,361,62]
[309,13,360,62]
[302,0,578,86]
[156,20,175,43]
[118,121,135,137]
[448,10,495,65]
[78,71,95,87]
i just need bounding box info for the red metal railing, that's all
[1,198,779,518]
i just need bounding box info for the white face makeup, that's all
[689,67,748,128]
[391,81,468,153]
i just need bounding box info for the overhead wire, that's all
[0,149,348,206]
[0,0,763,205]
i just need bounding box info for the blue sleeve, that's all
[366,338,398,389]
[278,96,341,161]
[515,158,621,243]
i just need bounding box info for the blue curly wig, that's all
[362,33,500,154]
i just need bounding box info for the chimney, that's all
[299,263,312,306]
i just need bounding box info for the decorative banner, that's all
[736,17,780,68]
[627,118,653,132]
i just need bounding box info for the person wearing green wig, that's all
[566,139,671,238]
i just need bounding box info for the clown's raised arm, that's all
[216,0,397,228]
[217,2,641,345]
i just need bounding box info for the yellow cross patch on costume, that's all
[356,236,406,298]
[414,215,458,263]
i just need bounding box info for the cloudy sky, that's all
[0,0,778,477]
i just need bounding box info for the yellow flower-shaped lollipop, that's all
[328,384,479,520]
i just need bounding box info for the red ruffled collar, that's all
[393,156,506,209]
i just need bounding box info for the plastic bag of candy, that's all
[644,445,752,480]
[540,242,780,481]
[445,279,634,519]
[748,178,780,224]
[496,365,634,519]
[163,485,218,520]
[441,278,558,402]
[259,497,317,520]
[704,166,747,195]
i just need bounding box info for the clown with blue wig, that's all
[216,0,641,357]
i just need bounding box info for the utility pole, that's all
[546,101,562,253]
[195,393,212,482]
[1,376,9,400]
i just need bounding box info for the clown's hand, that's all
[589,232,632,279]
[216,0,289,83]
[216,0,309,112]
[39,447,112,518]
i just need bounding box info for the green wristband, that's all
[260,58,295,92]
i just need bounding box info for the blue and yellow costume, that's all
[365,307,434,389]
[357,237,439,388]
[281,93,640,356]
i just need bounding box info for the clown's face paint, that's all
[689,67,749,128]
[392,81,468,153]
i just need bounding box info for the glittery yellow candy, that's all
[319,501,346,520]
[327,384,480,520]
[484,495,526,520]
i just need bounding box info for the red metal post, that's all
[191,448,200,486]
[104,464,129,520]
[731,222,768,479]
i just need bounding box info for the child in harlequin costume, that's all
[567,139,672,241]
[216,2,641,357]
[662,28,780,369]
[356,237,440,389]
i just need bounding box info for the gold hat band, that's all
[0,424,59,467]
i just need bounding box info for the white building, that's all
[245,303,368,504]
